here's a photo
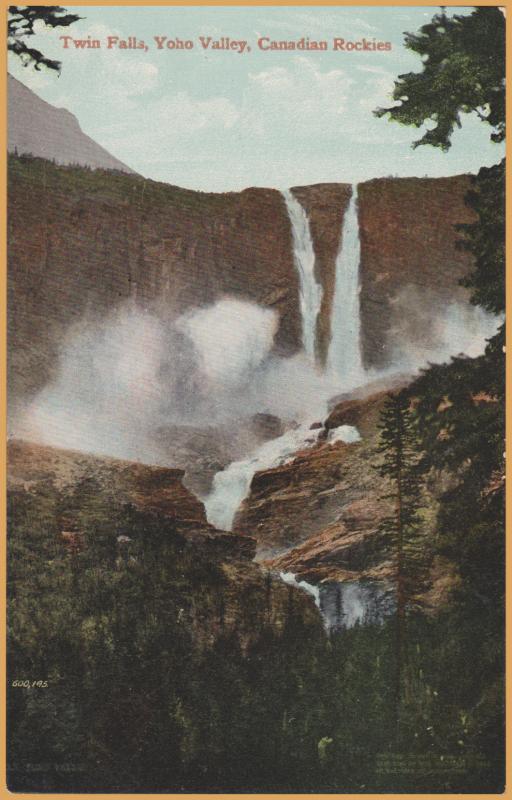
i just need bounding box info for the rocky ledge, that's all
[234,381,459,612]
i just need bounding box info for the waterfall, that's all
[204,186,366,533]
[205,422,321,531]
[318,580,395,631]
[204,421,360,531]
[280,574,395,631]
[282,189,322,361]
[327,184,365,390]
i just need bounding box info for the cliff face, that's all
[8,156,475,406]
[8,440,320,646]
[358,176,475,368]
[8,156,300,404]
[234,386,392,562]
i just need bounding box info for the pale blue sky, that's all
[8,5,505,191]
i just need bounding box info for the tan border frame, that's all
[0,2,510,798]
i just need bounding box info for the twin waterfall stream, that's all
[205,186,383,629]
[281,189,322,361]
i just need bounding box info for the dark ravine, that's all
[9,155,475,406]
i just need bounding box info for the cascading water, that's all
[280,574,394,631]
[204,185,365,624]
[204,421,360,531]
[281,189,323,361]
[327,184,365,390]
[205,422,321,531]
[204,186,364,536]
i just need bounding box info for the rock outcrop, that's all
[234,387,392,561]
[8,438,208,524]
[234,383,458,611]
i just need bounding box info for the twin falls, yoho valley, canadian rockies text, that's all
[59,35,393,54]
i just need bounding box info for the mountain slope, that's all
[8,73,136,174]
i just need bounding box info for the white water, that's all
[204,422,320,531]
[328,425,361,445]
[205,422,360,531]
[327,185,365,390]
[204,187,365,533]
[280,574,394,630]
[282,189,323,361]
[319,580,394,630]
[280,572,321,607]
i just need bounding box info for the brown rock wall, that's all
[234,389,391,558]
[358,175,475,368]
[8,157,301,403]
[9,157,476,407]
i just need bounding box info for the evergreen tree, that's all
[374,5,505,613]
[376,391,429,736]
[374,7,505,783]
[374,7,505,149]
[8,6,82,72]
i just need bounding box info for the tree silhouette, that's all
[376,390,428,738]
[374,7,505,149]
[8,6,82,72]
[374,5,505,759]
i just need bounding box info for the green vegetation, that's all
[376,391,430,740]
[7,472,504,792]
[8,153,244,214]
[373,4,505,790]
[374,7,505,150]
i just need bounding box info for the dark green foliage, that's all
[406,156,505,613]
[458,159,505,315]
[376,391,430,606]
[8,6,82,72]
[409,341,504,611]
[7,477,505,792]
[374,7,505,150]
[373,6,504,788]
[376,392,432,742]
[377,392,421,531]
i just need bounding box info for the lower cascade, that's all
[204,422,360,532]
[281,573,395,631]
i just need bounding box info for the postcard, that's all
[5,4,506,794]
